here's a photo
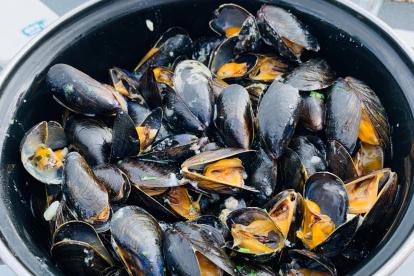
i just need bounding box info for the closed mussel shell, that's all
[47,64,121,116]
[281,249,337,276]
[258,81,301,159]
[290,136,327,177]
[300,92,326,132]
[215,84,254,149]
[192,36,223,65]
[111,111,140,161]
[65,117,112,166]
[62,152,111,232]
[93,164,131,203]
[326,78,362,153]
[110,206,165,276]
[327,140,358,181]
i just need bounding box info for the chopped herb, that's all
[189,206,197,214]
[236,265,243,272]
[310,90,325,100]
[263,208,267,212]
[35,156,43,161]
[46,153,51,158]
[141,176,159,181]
[248,271,257,276]
[238,247,251,253]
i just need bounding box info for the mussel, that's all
[226,207,285,262]
[62,152,111,231]
[93,164,131,203]
[214,84,254,149]
[20,121,68,184]
[51,221,114,275]
[181,148,257,194]
[258,81,301,159]
[111,206,165,276]
[281,249,337,275]
[257,5,319,62]
[47,64,124,116]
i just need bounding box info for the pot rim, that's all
[0,0,413,275]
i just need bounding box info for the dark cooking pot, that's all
[0,0,413,275]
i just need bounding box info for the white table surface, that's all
[0,0,413,275]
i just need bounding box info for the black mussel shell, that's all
[284,58,336,91]
[314,214,361,258]
[345,76,391,148]
[327,140,358,181]
[209,36,238,76]
[111,111,140,161]
[62,152,111,232]
[245,83,268,114]
[164,222,236,276]
[173,60,213,129]
[109,67,143,100]
[47,64,121,116]
[162,86,206,135]
[209,3,251,37]
[300,92,325,131]
[304,172,348,226]
[93,164,131,203]
[226,207,285,262]
[65,117,112,166]
[279,148,307,192]
[192,36,223,65]
[257,5,319,62]
[258,81,301,159]
[118,159,180,189]
[137,66,163,108]
[215,84,254,149]
[102,267,129,276]
[264,189,304,243]
[127,100,151,125]
[189,215,231,241]
[290,136,327,176]
[281,249,337,276]
[111,206,165,276]
[248,149,277,205]
[133,27,193,79]
[326,78,362,153]
[235,16,262,54]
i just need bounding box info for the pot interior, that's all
[0,0,413,275]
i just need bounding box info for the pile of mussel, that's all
[21,3,398,276]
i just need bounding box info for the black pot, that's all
[0,0,413,275]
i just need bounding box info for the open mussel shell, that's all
[133,27,193,79]
[264,190,304,243]
[140,134,207,164]
[65,117,112,166]
[248,148,277,205]
[181,148,257,194]
[109,67,142,100]
[257,5,319,62]
[215,54,258,82]
[127,100,151,125]
[304,172,348,226]
[248,54,289,83]
[137,66,164,108]
[214,84,254,149]
[209,36,238,76]
[327,140,358,181]
[110,206,165,276]
[284,58,336,91]
[164,221,236,276]
[47,64,122,116]
[51,221,114,275]
[281,249,337,276]
[20,121,67,184]
[209,3,251,37]
[344,76,390,148]
[173,60,213,129]
[326,78,362,153]
[258,81,301,159]
[226,207,285,262]
[192,36,223,65]
[353,142,384,176]
[62,152,111,232]
[93,164,131,203]
[300,91,325,131]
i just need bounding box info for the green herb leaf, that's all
[141,176,159,181]
[35,156,43,161]
[248,271,257,276]
[238,247,251,253]
[236,265,243,273]
[310,90,325,100]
